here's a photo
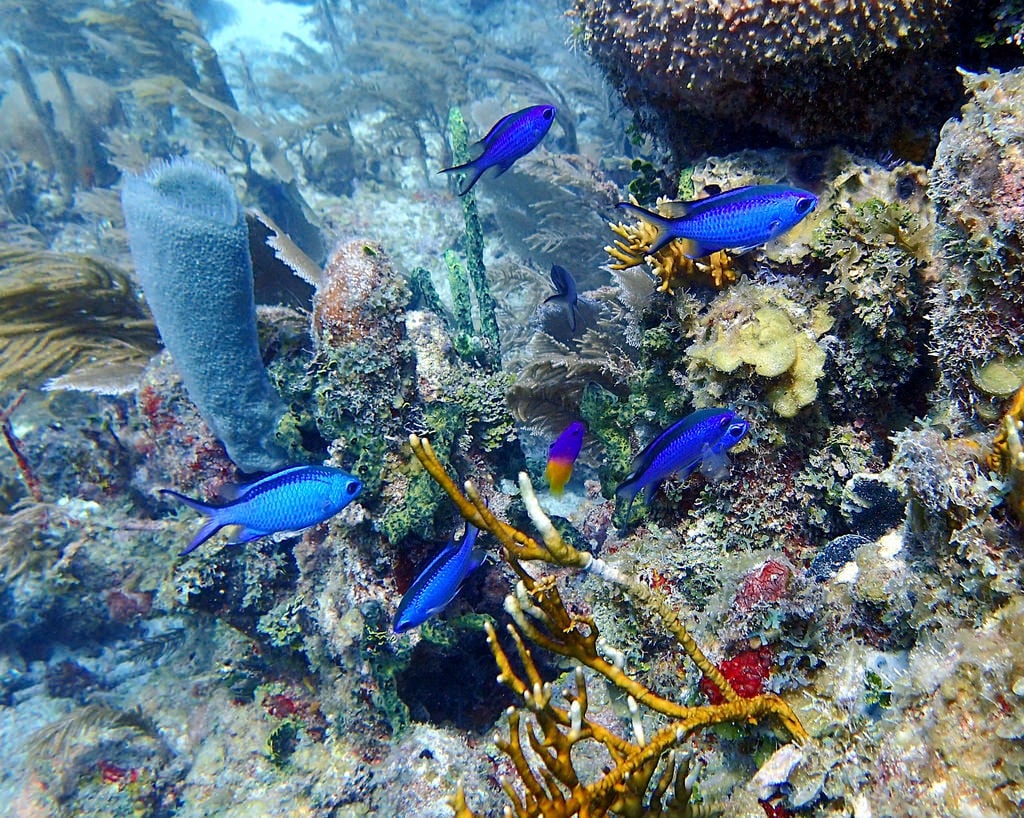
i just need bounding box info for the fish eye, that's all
[795,196,815,215]
[543,107,554,120]
[347,481,360,495]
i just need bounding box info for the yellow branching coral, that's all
[409,434,807,818]
[605,197,736,295]
[989,386,1024,520]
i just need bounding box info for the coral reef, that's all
[687,285,832,419]
[410,434,806,816]
[929,67,1024,426]
[572,0,966,152]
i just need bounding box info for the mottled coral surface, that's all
[574,0,964,150]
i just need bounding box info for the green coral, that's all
[359,603,413,733]
[375,448,446,544]
[444,107,500,366]
[266,721,298,766]
[257,596,306,651]
[972,355,1024,397]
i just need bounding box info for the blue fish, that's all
[161,465,363,556]
[615,408,749,510]
[544,264,579,333]
[393,524,484,633]
[616,184,817,259]
[440,104,557,196]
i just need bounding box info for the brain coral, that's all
[573,0,963,150]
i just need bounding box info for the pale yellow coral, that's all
[688,289,833,418]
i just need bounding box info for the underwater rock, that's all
[929,67,1024,427]
[808,534,871,582]
[366,724,506,816]
[306,238,417,513]
[573,0,965,152]
[131,352,236,503]
[840,473,906,541]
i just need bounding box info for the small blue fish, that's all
[544,264,579,333]
[615,408,749,510]
[440,104,557,196]
[393,524,484,633]
[161,465,363,556]
[616,184,817,259]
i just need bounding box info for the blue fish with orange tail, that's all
[546,420,586,497]
[617,184,817,259]
[440,104,557,195]
[616,408,748,510]
[393,524,484,633]
[161,465,362,556]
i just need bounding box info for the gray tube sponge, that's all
[121,157,287,472]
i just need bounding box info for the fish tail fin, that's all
[178,519,225,556]
[159,488,213,514]
[160,488,225,556]
[614,478,640,514]
[616,202,689,256]
[546,458,573,496]
[439,160,485,196]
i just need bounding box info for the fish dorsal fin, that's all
[658,200,692,219]
[476,110,519,146]
[680,185,758,218]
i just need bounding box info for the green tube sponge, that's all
[122,157,287,472]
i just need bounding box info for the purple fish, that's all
[617,184,817,259]
[546,420,586,496]
[440,104,557,196]
[615,408,748,510]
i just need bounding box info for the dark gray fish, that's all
[544,264,579,333]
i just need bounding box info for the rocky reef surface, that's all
[2,2,1024,818]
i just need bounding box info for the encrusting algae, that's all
[409,434,807,817]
